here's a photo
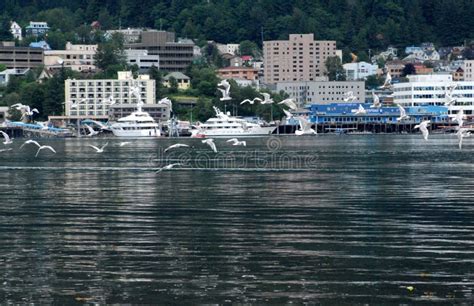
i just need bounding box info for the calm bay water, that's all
[0,135,473,304]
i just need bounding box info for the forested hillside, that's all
[1,0,473,54]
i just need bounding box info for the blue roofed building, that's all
[29,40,51,50]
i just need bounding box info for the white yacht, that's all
[191,107,275,138]
[110,102,161,137]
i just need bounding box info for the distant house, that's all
[0,68,30,86]
[25,21,49,37]
[90,21,101,30]
[217,66,259,81]
[452,67,464,81]
[29,40,51,50]
[163,72,190,90]
[372,46,398,63]
[343,61,378,80]
[10,21,22,41]
[385,60,406,78]
[413,64,434,75]
[215,43,240,56]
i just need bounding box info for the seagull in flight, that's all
[240,97,262,105]
[20,139,41,149]
[278,98,297,110]
[283,109,294,120]
[217,79,231,101]
[119,142,131,147]
[370,91,381,108]
[397,104,409,121]
[0,148,12,153]
[88,143,108,153]
[84,124,99,137]
[0,131,13,145]
[354,104,367,115]
[453,109,464,127]
[295,117,317,135]
[343,91,357,102]
[379,72,392,89]
[260,93,274,104]
[227,138,246,146]
[158,97,173,112]
[156,163,184,173]
[202,138,217,153]
[35,145,56,157]
[164,143,190,152]
[457,128,471,150]
[414,120,430,141]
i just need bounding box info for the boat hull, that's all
[111,125,161,137]
[191,126,275,138]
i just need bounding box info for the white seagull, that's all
[397,104,409,121]
[104,95,115,105]
[457,128,471,150]
[343,91,357,102]
[164,143,190,152]
[278,98,297,110]
[0,148,12,153]
[156,163,184,173]
[414,120,430,141]
[35,145,56,157]
[202,138,217,153]
[371,91,381,108]
[20,139,41,149]
[217,79,231,101]
[453,109,464,127]
[227,138,246,146]
[84,124,99,137]
[295,117,317,136]
[88,143,108,153]
[260,93,274,104]
[240,97,262,105]
[380,72,392,89]
[354,104,367,115]
[283,109,294,120]
[158,97,173,112]
[119,142,131,147]
[0,131,13,145]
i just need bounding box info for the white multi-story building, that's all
[216,43,240,55]
[25,21,49,37]
[44,42,98,72]
[105,28,143,44]
[276,80,365,107]
[10,21,22,40]
[464,60,474,81]
[392,74,474,116]
[64,71,155,118]
[125,49,159,72]
[343,61,378,80]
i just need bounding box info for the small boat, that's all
[110,102,161,137]
[191,107,275,138]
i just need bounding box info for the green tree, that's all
[94,32,127,76]
[148,65,165,98]
[0,15,13,41]
[239,40,260,57]
[168,76,179,94]
[325,56,346,81]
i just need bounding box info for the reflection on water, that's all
[0,135,473,303]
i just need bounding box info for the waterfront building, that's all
[392,74,474,117]
[452,67,464,81]
[163,72,190,90]
[10,21,22,41]
[0,41,43,69]
[25,21,49,37]
[307,103,448,125]
[124,49,160,73]
[44,42,98,72]
[125,30,195,73]
[464,60,474,81]
[263,34,341,84]
[343,61,378,80]
[64,71,155,119]
[276,80,365,107]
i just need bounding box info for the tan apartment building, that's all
[385,60,405,78]
[0,41,43,69]
[126,30,194,73]
[464,60,474,81]
[263,34,341,84]
[217,66,259,81]
[44,42,98,72]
